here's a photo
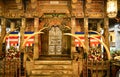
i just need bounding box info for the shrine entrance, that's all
[40,16,71,59]
[48,26,62,55]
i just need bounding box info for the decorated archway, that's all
[40,14,71,58]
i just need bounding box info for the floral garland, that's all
[88,47,103,61]
[6,46,20,60]
[111,50,120,60]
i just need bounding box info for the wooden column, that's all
[20,18,26,66]
[103,18,110,60]
[84,17,89,77]
[84,17,89,53]
[0,18,6,54]
[71,17,76,58]
[33,17,39,60]
[20,18,26,50]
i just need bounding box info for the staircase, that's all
[26,60,73,77]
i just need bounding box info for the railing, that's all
[86,61,110,77]
[0,58,23,77]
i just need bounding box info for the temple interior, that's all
[0,0,120,77]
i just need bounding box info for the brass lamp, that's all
[107,0,118,18]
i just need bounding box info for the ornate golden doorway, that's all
[48,26,62,55]
[40,14,71,59]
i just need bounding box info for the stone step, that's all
[34,60,72,65]
[39,55,71,60]
[26,60,73,77]
[33,64,72,70]
[29,74,73,77]
[31,69,73,75]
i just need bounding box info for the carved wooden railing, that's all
[0,58,22,77]
[86,61,110,77]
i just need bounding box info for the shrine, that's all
[0,0,120,77]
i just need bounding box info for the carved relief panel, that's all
[48,26,62,55]
[40,14,71,56]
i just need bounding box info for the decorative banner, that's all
[75,32,101,47]
[75,32,84,47]
[6,32,19,46]
[24,32,34,46]
[6,31,34,47]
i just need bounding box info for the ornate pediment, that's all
[41,13,71,32]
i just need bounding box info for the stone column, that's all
[103,18,110,60]
[0,18,6,54]
[71,16,76,58]
[10,22,15,31]
[33,17,39,60]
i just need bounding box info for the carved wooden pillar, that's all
[33,17,39,60]
[0,18,6,54]
[10,22,15,31]
[84,17,89,53]
[103,18,110,60]
[71,17,76,58]
[20,18,26,66]
[20,18,26,50]
[83,17,89,77]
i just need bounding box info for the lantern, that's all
[107,0,118,18]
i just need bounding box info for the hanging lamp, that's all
[107,0,118,18]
